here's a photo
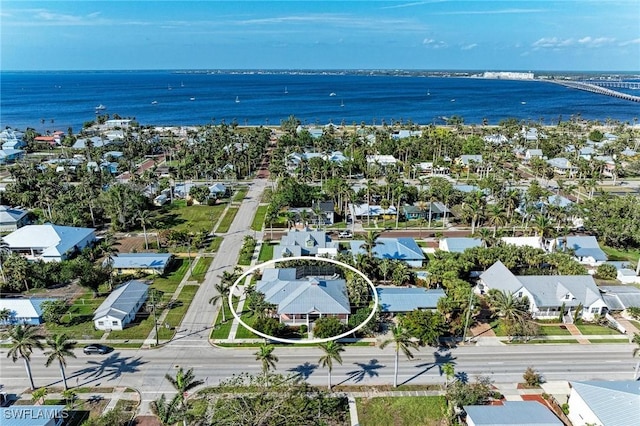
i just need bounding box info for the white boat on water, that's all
[329,92,336,96]
[284,86,288,94]
[340,99,344,107]
[235,96,240,103]
[521,101,527,105]
[190,97,196,101]
[95,104,106,110]
[151,100,158,105]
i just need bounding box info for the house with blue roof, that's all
[3,224,96,262]
[0,205,29,232]
[479,261,607,321]
[376,287,445,314]
[555,236,607,266]
[350,237,425,267]
[439,237,482,253]
[568,381,640,426]
[0,148,25,164]
[464,401,562,426]
[0,298,56,325]
[256,268,350,327]
[93,280,149,330]
[106,253,173,275]
[273,229,339,259]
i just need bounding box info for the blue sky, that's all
[2,1,639,71]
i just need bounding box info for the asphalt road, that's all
[1,342,636,404]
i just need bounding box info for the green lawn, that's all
[151,259,189,295]
[45,290,106,339]
[160,285,200,338]
[208,236,223,252]
[160,201,226,232]
[217,206,239,233]
[257,242,275,262]
[107,313,156,340]
[238,238,256,266]
[356,396,446,426]
[210,296,239,339]
[235,311,260,339]
[232,186,249,202]
[191,257,214,283]
[539,325,572,336]
[251,205,269,231]
[576,324,621,335]
[602,246,640,263]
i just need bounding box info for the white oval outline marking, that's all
[228,255,378,344]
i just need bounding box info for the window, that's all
[564,294,570,300]
[517,291,523,298]
[591,307,600,313]
[98,321,104,326]
[112,321,118,326]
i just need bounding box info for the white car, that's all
[338,231,353,238]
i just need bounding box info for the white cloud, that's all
[461,43,477,50]
[423,38,447,49]
[533,36,616,49]
[619,38,640,46]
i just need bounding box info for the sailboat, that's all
[427,90,431,96]
[181,81,185,88]
[284,86,288,94]
[340,99,344,107]
[235,96,240,103]
[168,84,172,90]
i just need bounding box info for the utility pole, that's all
[150,290,159,346]
[461,287,474,344]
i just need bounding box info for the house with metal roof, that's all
[568,381,640,426]
[1,405,66,426]
[599,285,640,317]
[464,401,562,426]
[555,236,607,266]
[273,229,339,259]
[350,237,425,267]
[479,261,607,321]
[3,224,96,262]
[402,202,449,221]
[439,237,482,253]
[93,280,149,330]
[500,237,545,250]
[0,298,55,325]
[0,148,25,165]
[348,203,397,220]
[376,287,445,313]
[0,205,29,232]
[256,268,350,327]
[105,253,173,275]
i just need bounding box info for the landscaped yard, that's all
[232,186,249,202]
[217,206,239,233]
[576,323,621,335]
[210,296,239,339]
[257,242,276,262]
[159,284,200,339]
[151,258,189,295]
[46,290,106,340]
[251,205,269,231]
[538,324,572,336]
[356,396,447,426]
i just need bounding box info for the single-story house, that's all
[208,183,228,198]
[3,224,96,262]
[464,401,562,426]
[0,205,29,232]
[72,136,112,150]
[350,237,425,268]
[348,203,397,220]
[439,238,482,253]
[402,202,449,221]
[599,285,640,317]
[603,261,640,284]
[524,149,544,161]
[366,155,398,167]
[567,381,640,426]
[555,236,607,266]
[500,237,545,250]
[0,298,55,325]
[458,155,483,168]
[273,229,339,259]
[106,253,173,275]
[376,287,446,313]
[0,149,25,164]
[93,280,149,330]
[479,261,607,321]
[1,405,66,426]
[313,200,336,225]
[547,157,577,176]
[255,268,350,327]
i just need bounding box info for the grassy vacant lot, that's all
[602,246,640,263]
[357,396,446,426]
[46,290,106,339]
[251,205,268,231]
[151,258,189,295]
[576,324,621,335]
[160,200,226,232]
[191,257,214,282]
[217,206,239,233]
[232,186,249,202]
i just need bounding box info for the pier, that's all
[549,80,640,103]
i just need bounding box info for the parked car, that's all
[83,344,112,355]
[338,230,353,238]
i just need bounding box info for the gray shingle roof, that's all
[570,381,640,426]
[256,268,350,315]
[464,401,562,426]
[93,280,149,321]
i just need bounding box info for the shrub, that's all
[522,366,542,387]
[561,402,570,415]
[595,263,617,280]
[313,317,346,339]
[253,317,286,337]
[299,324,308,334]
[627,307,640,320]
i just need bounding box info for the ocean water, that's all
[1,70,639,132]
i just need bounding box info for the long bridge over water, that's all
[548,80,640,103]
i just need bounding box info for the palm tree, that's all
[488,290,528,339]
[318,341,345,390]
[165,366,203,411]
[361,230,382,259]
[0,307,11,324]
[442,362,455,388]
[6,325,44,390]
[379,325,419,387]
[254,343,278,378]
[0,237,10,283]
[151,393,183,426]
[209,281,231,322]
[632,333,640,380]
[44,333,77,390]
[136,209,152,250]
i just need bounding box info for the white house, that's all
[0,298,55,325]
[93,280,149,330]
[555,236,607,266]
[439,238,482,253]
[479,261,608,321]
[366,154,397,167]
[0,205,29,232]
[3,224,96,262]
[567,381,640,426]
